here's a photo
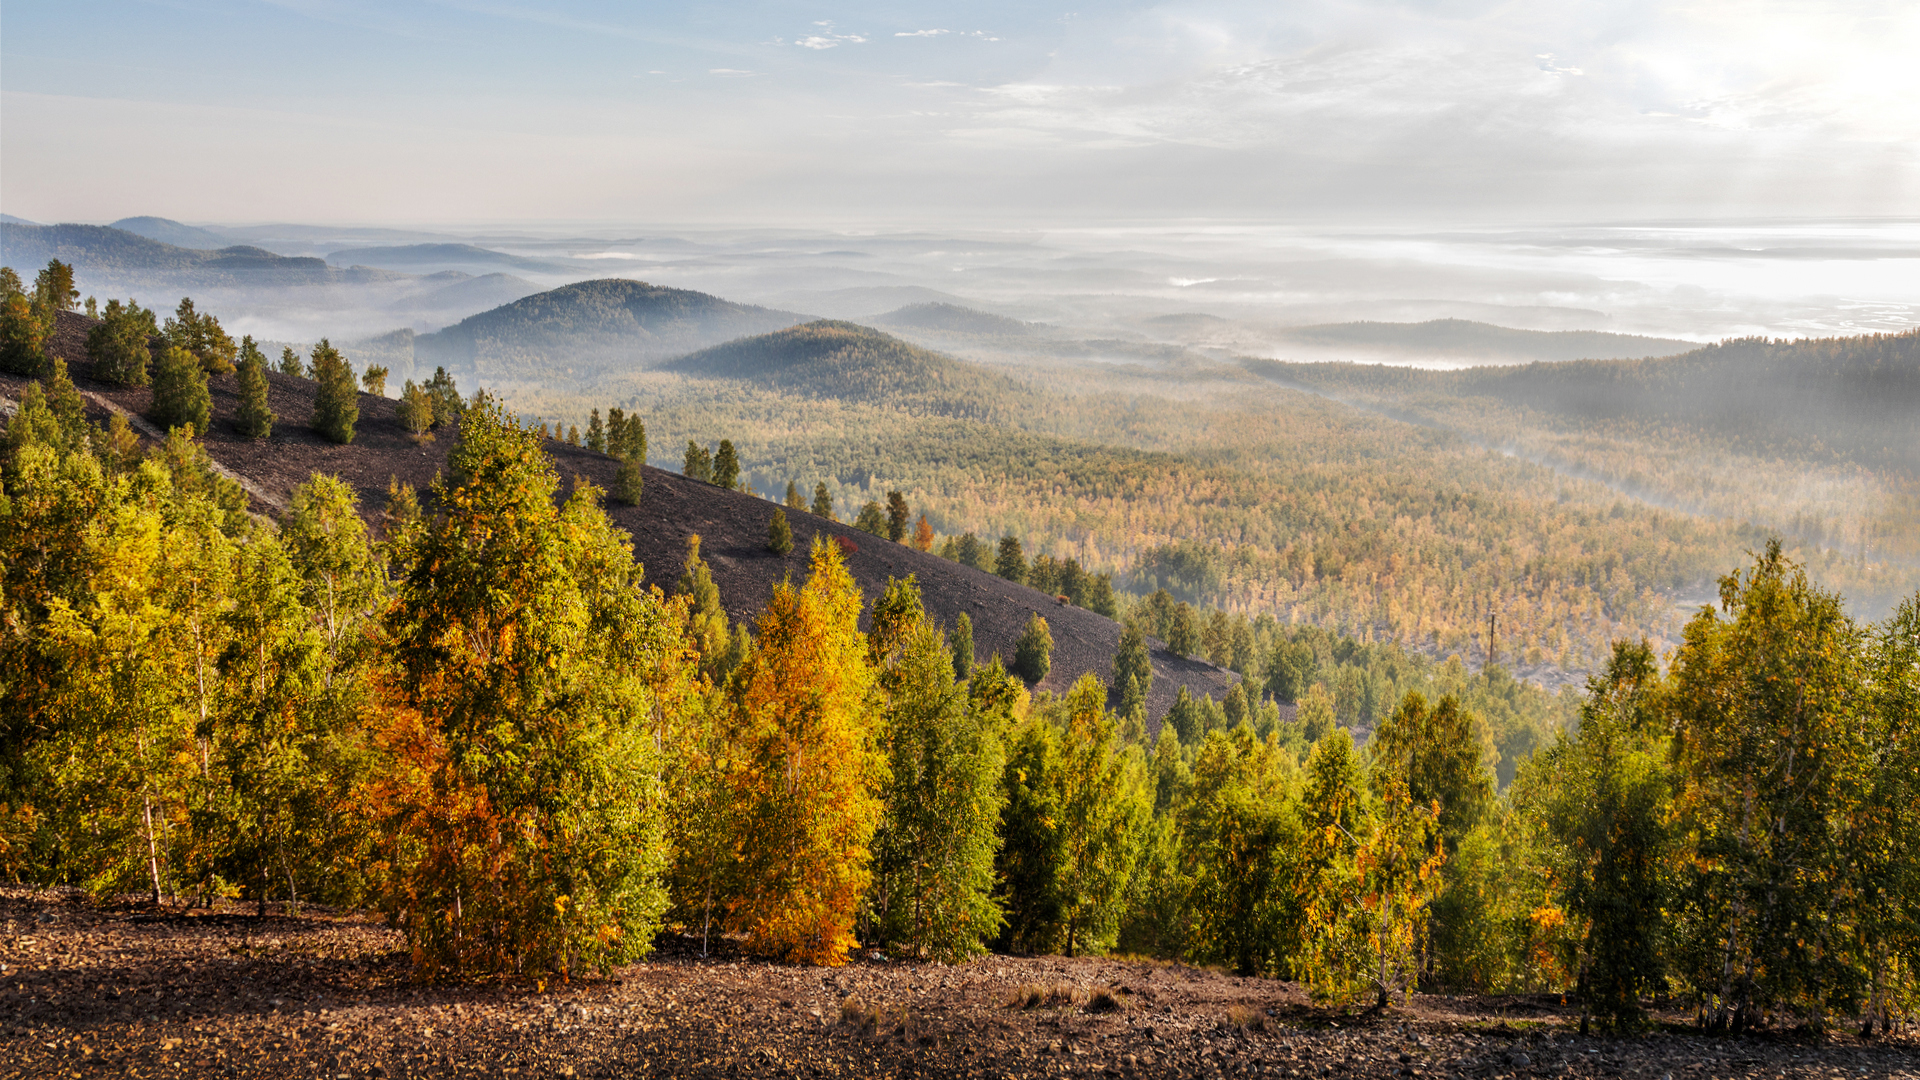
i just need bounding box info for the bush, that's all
[1014,613,1053,684]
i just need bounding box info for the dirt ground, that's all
[4,888,1914,1080]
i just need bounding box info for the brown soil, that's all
[5,310,1236,720]
[4,888,1914,1080]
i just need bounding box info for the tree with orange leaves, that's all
[723,535,886,965]
[911,514,934,552]
[371,400,681,980]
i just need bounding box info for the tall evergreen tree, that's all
[234,336,274,439]
[886,491,910,542]
[613,455,644,506]
[309,339,359,444]
[811,481,836,520]
[854,500,888,537]
[712,439,740,490]
[1114,621,1153,707]
[148,344,211,436]
[912,514,934,552]
[586,408,606,453]
[995,534,1027,584]
[683,441,713,483]
[785,480,805,510]
[162,297,236,373]
[1054,674,1149,956]
[360,365,389,397]
[951,612,975,681]
[1168,602,1200,658]
[279,346,305,378]
[397,381,434,439]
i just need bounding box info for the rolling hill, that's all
[411,278,809,384]
[869,302,1040,337]
[658,320,1027,421]
[109,216,236,250]
[2,309,1236,726]
[326,242,574,276]
[1270,319,1697,362]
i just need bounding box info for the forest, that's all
[5,285,1920,1031]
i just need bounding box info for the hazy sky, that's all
[4,1,1916,225]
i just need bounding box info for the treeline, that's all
[3,370,1917,1030]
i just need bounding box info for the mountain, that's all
[412,278,809,383]
[1271,319,1697,363]
[0,222,400,288]
[768,285,990,320]
[660,320,1025,421]
[109,216,235,250]
[870,302,1039,337]
[1248,329,1920,472]
[0,214,40,226]
[5,308,1236,726]
[326,243,574,276]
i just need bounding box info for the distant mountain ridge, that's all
[110,216,235,250]
[326,243,574,275]
[1271,319,1697,362]
[0,221,402,288]
[870,302,1040,337]
[412,277,808,382]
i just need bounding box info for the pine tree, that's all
[148,344,211,436]
[162,297,236,373]
[996,705,1067,953]
[279,346,305,378]
[1168,602,1199,658]
[912,514,934,552]
[811,482,835,520]
[785,480,804,510]
[854,500,888,536]
[767,508,794,555]
[34,259,78,313]
[996,535,1027,584]
[86,299,153,386]
[951,612,975,680]
[587,408,606,453]
[0,283,49,376]
[360,365,389,397]
[1013,612,1053,685]
[886,491,910,542]
[712,439,740,490]
[396,381,433,439]
[566,424,579,446]
[309,339,359,444]
[1054,674,1149,956]
[614,456,644,505]
[683,441,713,483]
[675,535,732,676]
[234,336,274,439]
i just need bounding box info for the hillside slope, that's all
[412,278,807,384]
[1271,318,1697,362]
[7,311,1233,724]
[660,320,1026,421]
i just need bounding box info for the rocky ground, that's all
[4,888,1914,1080]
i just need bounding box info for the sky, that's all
[3,1,1918,226]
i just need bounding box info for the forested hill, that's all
[1270,318,1697,362]
[660,320,1027,421]
[1249,329,1920,472]
[869,302,1039,337]
[412,278,807,383]
[0,222,395,287]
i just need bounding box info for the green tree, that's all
[675,534,733,680]
[851,500,886,536]
[234,336,274,439]
[886,490,910,542]
[309,340,359,444]
[586,408,606,453]
[34,259,78,313]
[279,346,305,378]
[951,612,975,681]
[996,705,1067,953]
[1013,612,1053,685]
[360,365,389,397]
[374,400,676,978]
[86,299,154,386]
[811,481,835,520]
[767,508,794,555]
[683,441,713,483]
[1180,726,1303,976]
[1114,621,1153,710]
[613,455,644,505]
[148,344,211,436]
[1054,674,1149,956]
[162,297,236,374]
[282,476,381,674]
[1168,602,1199,658]
[423,366,461,426]
[784,481,805,510]
[0,275,49,376]
[1532,639,1674,1032]
[995,534,1027,584]
[1856,594,1920,1036]
[398,381,434,438]
[870,617,1008,961]
[712,439,740,490]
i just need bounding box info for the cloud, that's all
[797,21,867,49]
[897,29,949,37]
[708,69,755,77]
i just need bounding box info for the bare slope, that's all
[15,311,1232,723]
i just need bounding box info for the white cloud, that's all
[897,29,949,37]
[708,68,755,77]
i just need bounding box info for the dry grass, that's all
[1006,982,1084,1010]
[1086,987,1126,1014]
[1225,1004,1267,1033]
